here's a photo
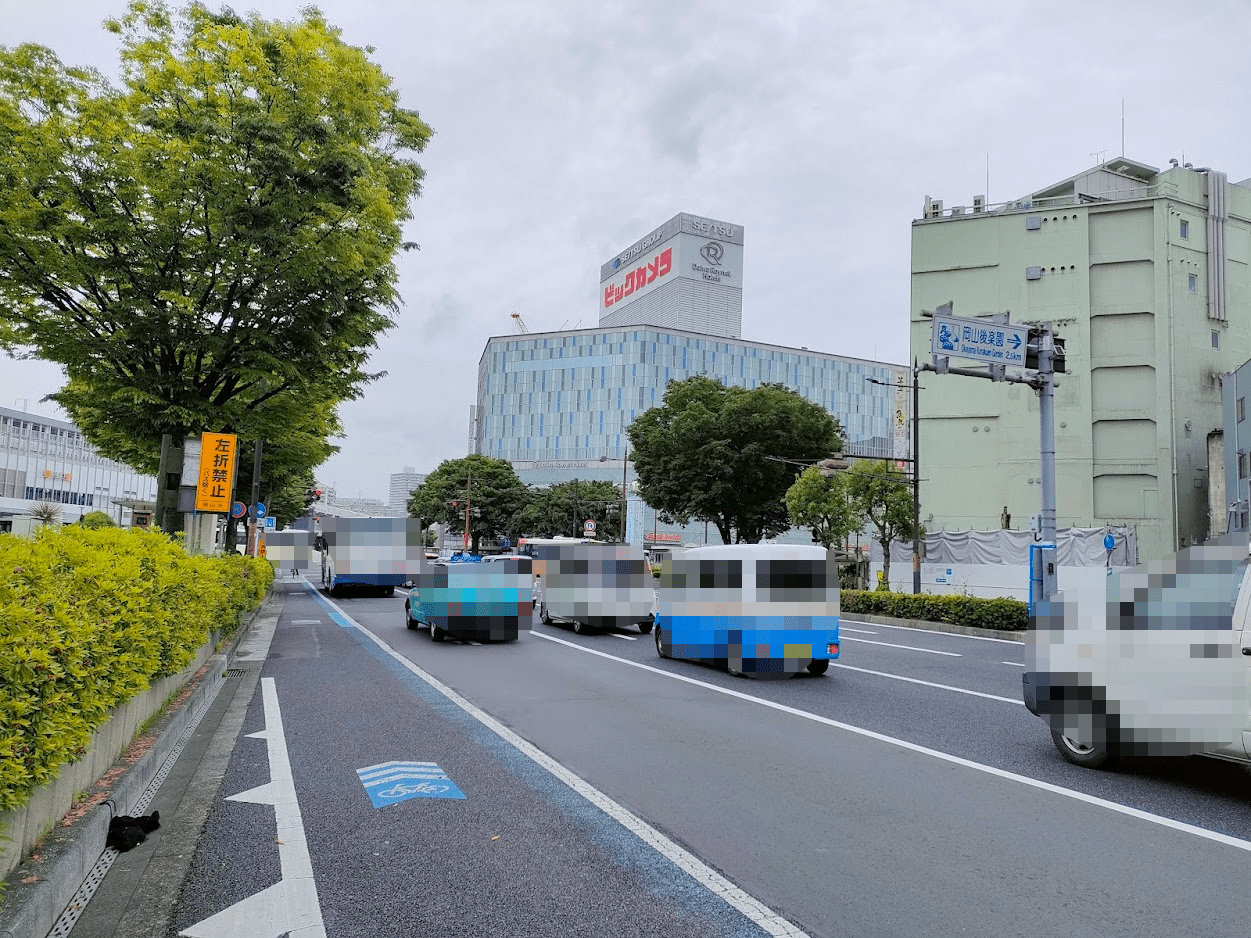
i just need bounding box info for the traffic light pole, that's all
[912,359,921,595]
[923,308,1061,607]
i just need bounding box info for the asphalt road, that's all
[79,581,1251,938]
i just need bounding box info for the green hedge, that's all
[840,589,1028,632]
[0,526,273,812]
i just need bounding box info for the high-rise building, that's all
[598,213,744,339]
[389,467,426,513]
[911,158,1251,562]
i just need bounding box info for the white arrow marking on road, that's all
[181,678,325,938]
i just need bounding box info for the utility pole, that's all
[463,471,472,551]
[1036,325,1058,605]
[620,446,628,544]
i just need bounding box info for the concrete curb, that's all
[0,590,279,938]
[840,612,1026,643]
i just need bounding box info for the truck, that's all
[1024,541,1251,768]
[315,516,423,597]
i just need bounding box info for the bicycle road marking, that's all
[525,631,1251,856]
[308,584,810,938]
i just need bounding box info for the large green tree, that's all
[407,455,530,554]
[510,479,625,541]
[844,460,916,588]
[785,466,859,549]
[628,376,842,544]
[0,2,432,525]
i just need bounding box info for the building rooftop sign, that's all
[600,212,744,283]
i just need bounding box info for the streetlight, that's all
[867,361,922,594]
[599,445,630,543]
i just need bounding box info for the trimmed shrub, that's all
[0,527,272,812]
[840,589,1028,632]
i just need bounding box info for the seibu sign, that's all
[604,247,672,308]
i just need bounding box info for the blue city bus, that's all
[653,544,840,679]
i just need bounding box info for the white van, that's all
[1024,542,1251,768]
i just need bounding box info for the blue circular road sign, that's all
[256,502,267,519]
[231,501,246,519]
[1103,533,1116,552]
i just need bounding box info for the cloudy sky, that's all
[3,0,1250,501]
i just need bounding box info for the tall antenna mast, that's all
[1121,98,1125,156]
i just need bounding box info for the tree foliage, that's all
[628,376,842,544]
[843,460,916,587]
[785,467,859,549]
[510,480,625,541]
[0,2,432,485]
[407,455,529,553]
[78,510,118,529]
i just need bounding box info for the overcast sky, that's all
[3,0,1250,500]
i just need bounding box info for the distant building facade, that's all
[598,213,744,340]
[389,466,426,513]
[1222,358,1251,534]
[0,405,157,531]
[911,158,1251,561]
[475,325,908,546]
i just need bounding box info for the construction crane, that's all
[510,311,530,334]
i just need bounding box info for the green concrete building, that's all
[910,158,1251,562]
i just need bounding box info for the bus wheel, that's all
[727,661,744,677]
[383,586,395,597]
[806,659,830,676]
[655,627,670,659]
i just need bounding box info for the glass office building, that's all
[474,325,909,545]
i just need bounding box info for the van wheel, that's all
[383,586,395,597]
[807,659,829,676]
[1051,729,1116,769]
[430,623,445,643]
[572,620,587,635]
[655,627,670,659]
[727,661,743,677]
[405,606,416,630]
[638,621,653,635]
[540,603,552,625]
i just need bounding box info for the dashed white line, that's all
[524,630,1251,856]
[831,662,1024,704]
[838,626,878,635]
[608,633,638,641]
[840,636,961,657]
[1002,661,1023,667]
[840,618,1023,645]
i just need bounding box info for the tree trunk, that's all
[880,538,892,589]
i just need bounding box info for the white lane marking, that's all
[840,636,961,657]
[395,587,411,596]
[831,663,1024,705]
[839,627,878,635]
[310,588,809,938]
[841,618,1023,645]
[528,631,1251,856]
[181,678,326,938]
[609,633,638,641]
[1002,661,1024,667]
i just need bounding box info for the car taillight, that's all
[826,642,839,656]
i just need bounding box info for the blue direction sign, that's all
[255,502,267,519]
[357,761,466,807]
[932,314,1028,366]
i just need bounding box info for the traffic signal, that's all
[1024,331,1066,373]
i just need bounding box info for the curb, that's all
[840,612,1026,643]
[0,590,278,938]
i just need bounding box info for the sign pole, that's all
[1036,324,1058,605]
[249,440,262,558]
[912,358,922,595]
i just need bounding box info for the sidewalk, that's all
[0,583,289,938]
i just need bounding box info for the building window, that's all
[1212,331,1220,348]
[1180,219,1189,239]
[1189,273,1198,293]
[1239,397,1246,423]
[1241,452,1249,480]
